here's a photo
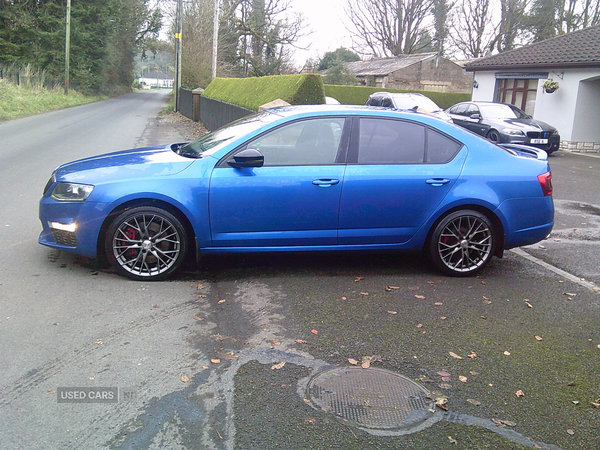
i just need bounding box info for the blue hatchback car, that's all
[39,105,554,280]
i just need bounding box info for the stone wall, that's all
[560,140,600,153]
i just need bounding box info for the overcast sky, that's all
[287,0,355,67]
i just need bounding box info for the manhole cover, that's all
[308,367,435,431]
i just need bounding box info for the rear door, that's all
[338,117,466,245]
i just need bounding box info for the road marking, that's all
[511,248,600,293]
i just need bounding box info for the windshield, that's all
[392,95,442,112]
[479,103,528,119]
[177,110,281,158]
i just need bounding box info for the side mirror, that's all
[227,148,264,168]
[469,113,482,121]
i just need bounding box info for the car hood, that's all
[54,144,196,184]
[489,118,556,132]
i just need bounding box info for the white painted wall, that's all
[471,68,600,142]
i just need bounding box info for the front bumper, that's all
[38,198,111,258]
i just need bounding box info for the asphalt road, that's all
[0,96,599,450]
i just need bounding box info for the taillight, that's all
[537,171,552,196]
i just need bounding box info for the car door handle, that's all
[426,178,451,186]
[312,179,340,187]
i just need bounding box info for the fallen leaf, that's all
[193,315,203,321]
[385,285,400,291]
[94,339,103,345]
[196,283,205,290]
[526,302,533,308]
[218,299,226,304]
[535,335,543,341]
[416,323,423,328]
[211,358,221,364]
[591,399,600,408]
[360,292,369,296]
[470,371,479,376]
[387,310,397,315]
[295,339,309,344]
[436,370,451,377]
[268,339,281,346]
[567,429,575,435]
[492,419,516,427]
[305,418,317,425]
[448,436,458,444]
[449,351,463,359]
[564,292,577,297]
[202,365,209,369]
[354,276,364,282]
[271,362,286,370]
[468,352,477,359]
[515,390,525,397]
[504,351,511,356]
[459,376,468,383]
[181,374,190,383]
[440,316,447,320]
[415,295,426,299]
[439,382,452,390]
[361,360,371,369]
[539,245,546,249]
[370,355,383,363]
[572,400,579,405]
[434,302,443,306]
[152,304,161,308]
[311,329,318,335]
[436,396,449,410]
[341,296,347,300]
[348,358,359,365]
[466,399,481,406]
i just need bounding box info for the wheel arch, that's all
[425,204,505,258]
[96,198,198,262]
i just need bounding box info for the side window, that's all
[465,103,480,117]
[246,118,345,166]
[452,104,469,116]
[426,129,462,164]
[381,97,393,108]
[358,118,425,164]
[367,97,381,106]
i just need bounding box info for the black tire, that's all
[486,130,500,144]
[105,206,188,281]
[429,210,495,277]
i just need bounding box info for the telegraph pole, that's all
[212,0,220,80]
[64,0,71,95]
[174,0,183,112]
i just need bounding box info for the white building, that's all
[138,70,174,89]
[465,25,600,153]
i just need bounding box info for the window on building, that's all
[496,78,538,116]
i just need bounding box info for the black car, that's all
[366,92,453,123]
[446,101,560,154]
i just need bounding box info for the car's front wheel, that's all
[105,206,188,281]
[429,210,495,276]
[486,130,500,143]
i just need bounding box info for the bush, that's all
[324,85,470,110]
[202,74,326,111]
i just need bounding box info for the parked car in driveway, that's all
[39,105,554,281]
[365,92,453,122]
[446,101,560,154]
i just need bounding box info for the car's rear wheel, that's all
[105,206,188,281]
[486,130,500,143]
[429,210,494,276]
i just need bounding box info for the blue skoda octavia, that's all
[39,105,554,280]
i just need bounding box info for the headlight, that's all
[502,128,526,136]
[51,182,94,201]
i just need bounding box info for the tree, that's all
[228,0,305,76]
[449,0,498,58]
[431,0,453,55]
[490,0,528,52]
[0,0,161,94]
[317,47,361,71]
[346,0,435,56]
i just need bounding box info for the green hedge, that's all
[324,85,471,110]
[202,74,326,111]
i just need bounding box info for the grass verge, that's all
[0,80,104,121]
